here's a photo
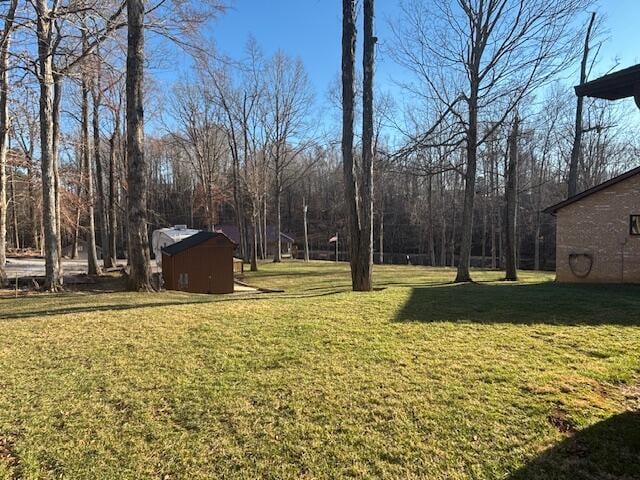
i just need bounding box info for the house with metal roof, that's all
[215,224,296,258]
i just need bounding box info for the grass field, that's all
[0,261,639,479]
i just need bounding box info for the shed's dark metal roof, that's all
[574,64,640,100]
[543,165,640,214]
[161,231,236,256]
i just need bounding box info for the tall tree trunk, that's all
[490,143,497,269]
[126,0,152,291]
[0,91,6,281]
[481,181,487,268]
[36,0,62,291]
[357,0,375,291]
[342,0,361,288]
[481,201,488,268]
[258,201,265,260]
[497,194,503,269]
[504,115,519,281]
[72,147,84,260]
[262,192,267,259]
[533,151,547,271]
[379,197,384,264]
[82,72,101,276]
[28,162,38,250]
[108,117,119,262]
[273,163,282,263]
[303,196,310,262]
[568,12,595,198]
[232,119,245,260]
[93,72,112,268]
[251,204,258,272]
[427,175,436,266]
[455,85,479,282]
[205,182,215,231]
[534,220,541,270]
[450,174,457,268]
[53,73,63,273]
[439,170,446,267]
[10,162,18,249]
[0,0,16,286]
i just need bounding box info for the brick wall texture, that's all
[556,173,640,283]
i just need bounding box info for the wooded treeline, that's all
[0,0,638,291]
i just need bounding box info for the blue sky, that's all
[154,0,640,122]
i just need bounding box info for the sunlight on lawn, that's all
[0,261,638,479]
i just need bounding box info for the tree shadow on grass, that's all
[395,282,640,325]
[507,410,640,479]
[0,289,351,321]
[0,300,217,321]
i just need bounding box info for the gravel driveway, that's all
[5,258,100,280]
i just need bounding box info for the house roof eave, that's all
[543,165,640,214]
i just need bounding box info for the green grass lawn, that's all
[0,261,639,479]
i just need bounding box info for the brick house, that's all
[544,166,640,283]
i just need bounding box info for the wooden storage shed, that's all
[161,231,236,294]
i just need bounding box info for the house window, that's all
[178,273,189,289]
[631,215,640,236]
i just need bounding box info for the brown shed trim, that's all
[543,166,640,215]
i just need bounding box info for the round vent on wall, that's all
[569,253,593,278]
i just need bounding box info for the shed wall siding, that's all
[162,237,235,294]
[556,174,640,282]
[162,253,174,290]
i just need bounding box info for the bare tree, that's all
[358,0,375,289]
[504,114,519,281]
[168,79,228,231]
[81,61,101,275]
[102,67,125,267]
[125,0,152,290]
[341,0,376,291]
[568,12,596,198]
[92,52,113,268]
[532,89,565,270]
[204,58,249,260]
[342,0,359,285]
[72,142,84,260]
[262,51,314,263]
[13,85,42,253]
[29,0,127,290]
[0,0,17,287]
[392,0,590,282]
[34,0,62,290]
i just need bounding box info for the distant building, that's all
[61,239,102,260]
[215,224,296,258]
[544,166,640,282]
[161,231,236,294]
